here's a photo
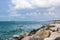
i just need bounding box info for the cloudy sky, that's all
[0,0,60,21]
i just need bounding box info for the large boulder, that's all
[35,30,51,38]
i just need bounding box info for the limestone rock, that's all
[35,30,51,38]
[44,32,60,40]
[22,35,44,40]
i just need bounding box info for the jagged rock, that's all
[35,30,51,38]
[28,29,37,36]
[49,24,60,32]
[18,32,29,40]
[22,35,44,40]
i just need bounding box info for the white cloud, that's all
[26,12,41,17]
[43,6,59,20]
[11,0,60,9]
[8,0,60,21]
[11,0,32,9]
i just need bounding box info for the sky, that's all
[0,0,60,21]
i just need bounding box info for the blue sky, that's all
[0,0,60,21]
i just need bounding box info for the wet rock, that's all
[28,29,37,36]
[10,37,19,40]
[18,33,29,40]
[10,33,29,40]
[28,26,47,36]
[40,26,46,29]
[10,35,20,40]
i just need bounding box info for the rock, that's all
[41,24,55,30]
[28,29,37,36]
[10,35,20,40]
[40,26,46,29]
[28,27,42,36]
[10,37,19,40]
[49,24,60,32]
[55,37,60,40]
[46,24,55,29]
[57,28,60,32]
[21,32,29,37]
[18,32,29,40]
[44,32,60,40]
[22,35,44,40]
[54,20,60,24]
[35,30,51,38]
[28,27,43,36]
[10,33,29,40]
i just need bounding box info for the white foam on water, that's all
[13,35,20,37]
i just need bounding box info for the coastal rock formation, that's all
[35,30,51,38]
[9,20,60,40]
[22,36,44,40]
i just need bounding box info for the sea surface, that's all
[0,21,52,40]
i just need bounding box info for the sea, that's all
[0,21,52,40]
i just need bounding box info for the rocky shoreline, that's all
[9,20,60,40]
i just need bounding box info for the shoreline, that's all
[9,20,60,40]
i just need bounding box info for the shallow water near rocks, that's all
[0,21,52,40]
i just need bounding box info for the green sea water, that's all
[0,21,52,40]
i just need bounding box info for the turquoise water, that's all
[0,21,52,40]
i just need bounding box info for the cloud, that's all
[9,12,21,17]
[11,0,32,9]
[11,0,60,9]
[8,0,60,21]
[26,12,41,17]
